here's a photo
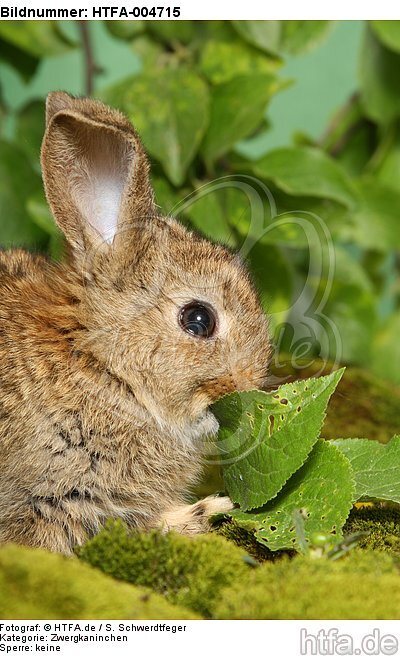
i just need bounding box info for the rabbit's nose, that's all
[233,366,268,392]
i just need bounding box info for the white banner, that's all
[1,621,400,656]
[0,0,399,20]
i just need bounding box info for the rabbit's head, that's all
[41,92,271,436]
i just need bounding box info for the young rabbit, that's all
[0,92,271,555]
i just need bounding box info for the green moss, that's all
[344,505,400,556]
[6,510,400,620]
[78,520,249,617]
[215,550,400,619]
[0,543,197,619]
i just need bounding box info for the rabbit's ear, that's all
[45,91,76,125]
[41,92,155,252]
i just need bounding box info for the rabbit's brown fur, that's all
[0,93,271,554]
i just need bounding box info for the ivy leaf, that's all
[228,440,354,552]
[370,21,400,54]
[251,147,358,209]
[201,74,281,165]
[211,369,344,511]
[333,436,400,504]
[105,69,209,186]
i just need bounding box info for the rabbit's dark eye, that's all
[178,302,217,339]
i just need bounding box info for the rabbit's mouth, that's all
[196,374,237,402]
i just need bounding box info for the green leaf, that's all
[306,246,377,365]
[330,245,374,291]
[130,36,164,71]
[26,189,58,236]
[350,179,400,251]
[246,240,292,331]
[201,74,280,165]
[360,27,400,124]
[251,147,358,209]
[372,124,400,191]
[228,440,354,551]
[370,21,400,54]
[152,176,186,216]
[246,194,354,250]
[0,86,6,130]
[319,95,369,175]
[195,21,238,43]
[0,38,39,82]
[0,21,74,58]
[0,141,47,249]
[199,40,279,85]
[105,69,209,186]
[15,100,45,171]
[369,312,400,386]
[146,21,196,45]
[26,190,64,260]
[333,436,400,503]
[105,21,145,40]
[182,183,256,247]
[231,20,331,57]
[183,191,234,245]
[211,369,344,511]
[337,123,378,177]
[319,283,377,365]
[280,21,332,55]
[231,21,282,55]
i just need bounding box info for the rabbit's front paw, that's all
[160,495,234,535]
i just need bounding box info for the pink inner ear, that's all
[83,171,126,244]
[70,124,135,244]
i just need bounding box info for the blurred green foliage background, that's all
[0,20,399,386]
